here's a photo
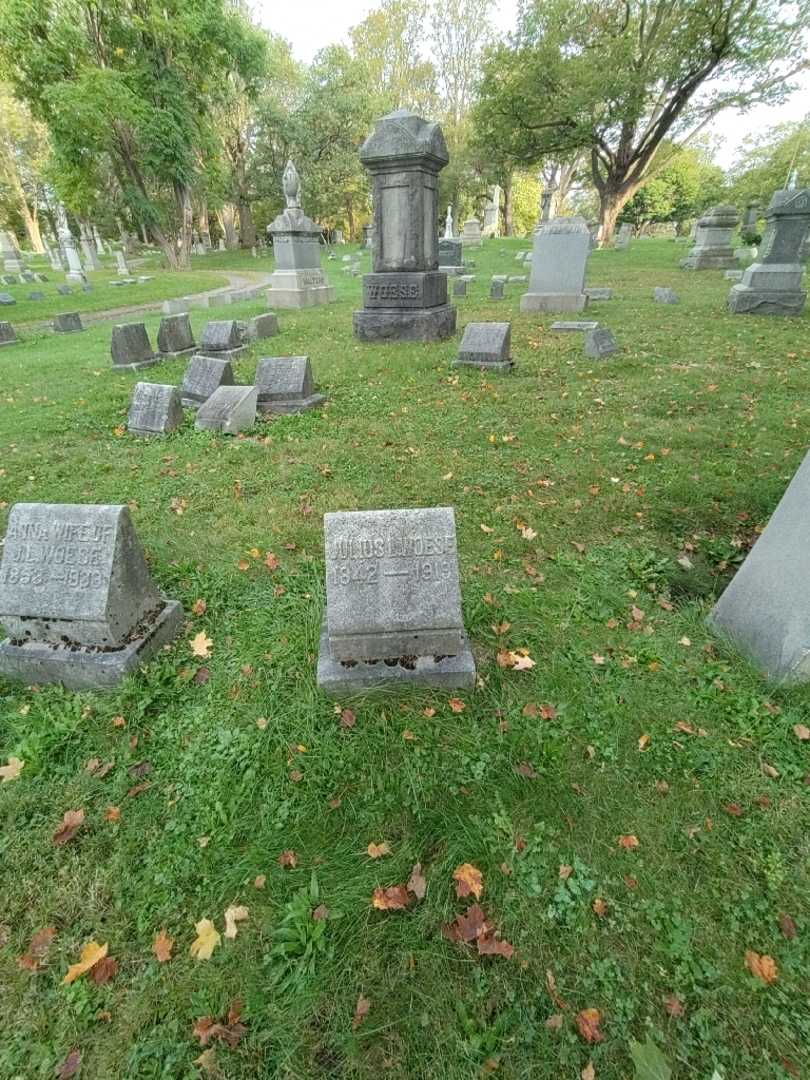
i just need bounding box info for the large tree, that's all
[349,0,436,115]
[474,0,810,241]
[726,117,810,213]
[0,84,50,252]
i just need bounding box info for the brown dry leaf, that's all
[663,994,685,1018]
[192,1004,247,1048]
[53,808,85,846]
[339,708,356,730]
[793,724,810,741]
[194,1049,217,1074]
[153,929,174,962]
[57,1049,82,1079]
[189,919,221,961]
[453,862,484,900]
[289,769,304,783]
[191,598,207,616]
[423,707,436,717]
[190,631,213,658]
[778,913,797,940]
[443,903,514,958]
[638,734,651,751]
[278,850,298,869]
[223,905,248,940]
[312,904,330,921]
[655,780,670,795]
[407,862,427,901]
[264,552,280,570]
[126,780,151,798]
[448,698,466,713]
[724,803,743,817]
[545,1013,564,1031]
[476,929,514,958]
[618,834,640,851]
[372,885,412,911]
[745,949,778,984]
[545,968,568,1010]
[193,667,211,685]
[63,940,108,984]
[592,897,607,918]
[559,865,573,881]
[367,842,391,859]
[761,761,780,779]
[582,1063,595,1080]
[90,956,118,985]
[112,715,126,728]
[352,994,371,1031]
[576,1008,604,1044]
[254,875,266,890]
[18,926,57,971]
[0,756,24,782]
[169,496,188,515]
[515,761,539,779]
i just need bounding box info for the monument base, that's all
[113,356,161,372]
[728,286,806,315]
[65,271,87,285]
[680,254,737,270]
[267,285,336,309]
[452,359,514,373]
[258,393,326,415]
[158,347,197,359]
[439,265,465,276]
[196,346,248,362]
[520,292,587,313]
[353,304,456,342]
[0,601,183,691]
[316,621,476,697]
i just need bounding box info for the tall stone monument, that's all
[728,187,810,316]
[520,216,590,313]
[79,224,102,271]
[0,230,23,273]
[353,109,456,342]
[680,204,740,269]
[316,506,475,695]
[56,206,86,284]
[482,187,501,237]
[266,160,335,308]
[0,503,182,689]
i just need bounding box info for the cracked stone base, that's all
[257,393,326,415]
[452,359,514,373]
[317,622,476,697]
[353,304,457,342]
[158,347,197,359]
[113,356,162,372]
[520,292,587,313]
[0,601,183,690]
[728,287,806,315]
[267,286,336,309]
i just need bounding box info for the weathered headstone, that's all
[127,383,184,436]
[453,280,467,298]
[709,449,810,683]
[550,320,599,331]
[56,284,72,296]
[0,293,15,306]
[724,269,743,281]
[482,186,501,237]
[92,226,106,255]
[0,502,183,689]
[53,312,84,333]
[157,313,196,358]
[654,287,679,304]
[115,249,130,276]
[728,187,810,316]
[584,327,618,359]
[20,271,35,283]
[353,110,456,343]
[255,356,326,414]
[316,506,476,695]
[585,287,613,300]
[266,160,336,308]
[246,313,280,342]
[490,280,505,299]
[680,204,740,269]
[0,321,17,347]
[218,238,226,252]
[438,238,464,275]
[363,223,374,249]
[521,216,590,313]
[0,230,23,273]
[56,206,87,284]
[111,323,156,369]
[195,385,258,434]
[27,291,45,301]
[79,224,102,271]
[199,320,247,361]
[454,322,513,371]
[461,219,483,248]
[180,355,235,407]
[1,275,17,285]
[614,223,633,249]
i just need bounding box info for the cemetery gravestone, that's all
[316,506,476,695]
[709,448,810,683]
[454,322,513,371]
[111,323,157,369]
[728,187,810,316]
[0,502,182,689]
[127,383,184,436]
[0,293,15,306]
[353,110,456,343]
[266,160,336,308]
[54,312,84,333]
[56,285,72,296]
[584,327,618,359]
[157,313,196,358]
[521,216,590,313]
[482,186,501,237]
[550,321,599,332]
[0,321,17,347]
[255,356,326,414]
[56,208,87,284]
[27,291,45,301]
[654,287,679,304]
[0,230,24,273]
[246,313,280,342]
[180,355,235,407]
[614,223,632,249]
[490,280,505,299]
[461,219,483,248]
[680,205,740,269]
[438,238,464,275]
[195,385,258,434]
[725,269,743,281]
[453,280,467,298]
[1,275,17,285]
[585,287,613,300]
[199,320,247,361]
[115,249,130,276]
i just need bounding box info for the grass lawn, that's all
[0,238,808,1080]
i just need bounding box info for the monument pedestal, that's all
[266,269,336,309]
[267,161,335,311]
[727,188,810,316]
[680,204,740,269]
[520,291,587,313]
[354,304,456,342]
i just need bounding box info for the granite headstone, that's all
[255,356,326,414]
[0,321,17,347]
[180,355,235,407]
[195,385,258,434]
[157,313,196,357]
[54,312,84,333]
[728,187,810,315]
[111,322,156,369]
[521,216,590,313]
[127,383,184,436]
[454,322,513,371]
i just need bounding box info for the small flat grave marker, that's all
[181,355,235,407]
[584,327,618,359]
[56,285,72,296]
[490,280,505,299]
[585,287,613,300]
[255,356,326,414]
[453,280,467,298]
[0,321,17,347]
[246,313,280,342]
[654,287,679,304]
[0,293,15,306]
[199,319,247,361]
[195,385,257,434]
[53,312,84,334]
[454,322,513,371]
[550,320,599,331]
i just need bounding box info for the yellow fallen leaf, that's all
[190,919,221,960]
[453,862,484,900]
[152,929,174,962]
[63,940,108,984]
[190,632,213,658]
[745,949,778,984]
[367,842,392,859]
[793,724,810,741]
[0,756,24,782]
[223,905,249,940]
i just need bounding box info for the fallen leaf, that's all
[57,1049,82,1079]
[194,1049,217,1074]
[476,929,514,958]
[724,803,743,817]
[638,734,651,751]
[254,875,266,890]
[53,808,85,846]
[576,1008,604,1044]
[90,956,118,985]
[190,632,213,658]
[63,940,108,984]
[663,994,685,1018]
[278,850,298,869]
[592,897,607,917]
[367,842,391,859]
[515,761,538,779]
[778,913,797,940]
[559,865,574,880]
[339,708,356,730]
[655,780,670,795]
[193,666,211,685]
[745,949,778,984]
[407,862,427,900]
[618,834,640,850]
[18,926,57,970]
[153,929,174,962]
[545,1013,564,1031]
[453,862,484,900]
[104,806,121,824]
[0,756,24,782]
[190,919,221,960]
[761,761,780,779]
[372,885,412,910]
[312,904,330,921]
[191,598,207,616]
[193,1003,247,1048]
[352,994,371,1030]
[223,905,249,940]
[582,1063,595,1080]
[793,724,810,741]
[448,698,466,713]
[545,968,568,1009]
[289,769,303,783]
[126,780,151,798]
[264,552,280,570]
[170,496,188,515]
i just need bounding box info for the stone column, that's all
[353,109,456,343]
[266,160,335,308]
[79,224,102,271]
[56,206,87,284]
[728,187,810,315]
[680,204,740,269]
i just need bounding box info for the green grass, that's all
[1,238,809,1080]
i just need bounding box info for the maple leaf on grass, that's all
[745,949,778,984]
[618,834,640,851]
[576,1008,604,1044]
[372,885,412,911]
[453,862,484,900]
[442,904,514,959]
[90,956,118,985]
[0,755,24,782]
[57,1049,82,1080]
[152,929,174,962]
[53,808,85,846]
[190,631,213,658]
[352,994,371,1031]
[190,919,221,961]
[367,842,391,859]
[223,905,248,940]
[193,1001,247,1048]
[63,940,108,984]
[18,926,57,971]
[778,913,797,940]
[278,849,298,869]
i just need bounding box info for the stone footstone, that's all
[27,291,45,301]
[521,216,590,313]
[728,188,810,316]
[246,313,280,342]
[0,293,15,306]
[0,321,17,347]
[453,280,467,298]
[316,506,476,696]
[128,383,184,436]
[54,312,84,333]
[584,327,618,359]
[454,321,513,371]
[157,313,196,358]
[56,285,72,296]
[1,275,18,286]
[195,385,258,434]
[585,287,613,300]
[180,355,235,407]
[550,321,599,331]
[255,356,326,414]
[709,449,810,683]
[654,288,679,304]
[198,319,247,361]
[111,322,157,369]
[724,270,743,280]
[0,502,182,690]
[490,280,505,299]
[82,283,93,293]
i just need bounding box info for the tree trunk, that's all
[345,201,356,243]
[175,181,193,269]
[112,121,180,268]
[598,181,643,245]
[237,198,256,248]
[216,205,239,249]
[503,174,514,237]
[7,160,44,252]
[198,201,211,248]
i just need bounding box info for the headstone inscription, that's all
[454,322,513,371]
[195,385,258,434]
[180,355,235,407]
[654,287,679,304]
[157,313,196,358]
[266,160,336,308]
[199,320,247,361]
[353,110,456,343]
[53,312,84,333]
[255,356,326,414]
[0,321,17,347]
[111,322,157,369]
[0,503,183,689]
[584,327,618,359]
[680,204,740,269]
[709,449,810,684]
[316,507,476,695]
[728,187,810,316]
[127,383,184,436]
[520,216,590,313]
[246,313,280,342]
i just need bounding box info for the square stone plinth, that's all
[316,620,476,697]
[520,292,587,313]
[0,601,183,690]
[353,304,456,342]
[728,284,807,316]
